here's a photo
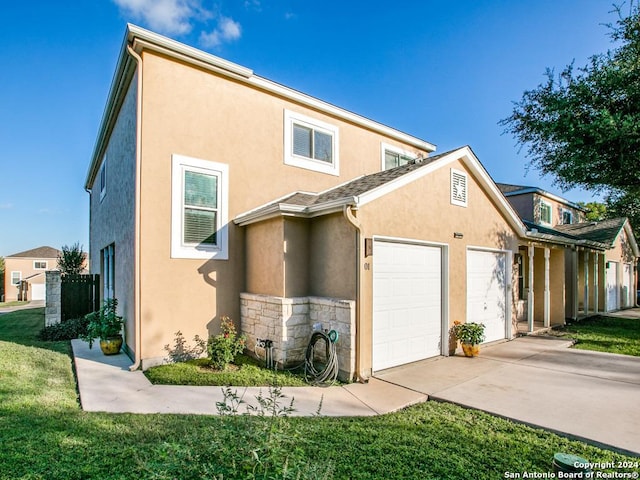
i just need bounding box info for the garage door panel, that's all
[373,241,443,371]
[467,250,507,344]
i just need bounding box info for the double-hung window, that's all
[34,261,47,270]
[561,209,573,225]
[381,143,416,170]
[539,200,552,226]
[171,154,229,259]
[11,271,21,286]
[284,110,339,176]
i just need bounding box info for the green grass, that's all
[145,355,308,387]
[0,300,29,308]
[0,308,638,479]
[553,315,640,356]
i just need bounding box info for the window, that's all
[10,271,21,286]
[540,200,552,225]
[561,209,573,225]
[284,110,339,176]
[99,155,107,202]
[381,143,416,170]
[450,169,468,207]
[102,244,115,300]
[34,261,47,270]
[171,154,229,260]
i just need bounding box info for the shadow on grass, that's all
[0,307,72,356]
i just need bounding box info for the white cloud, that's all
[113,0,203,35]
[200,16,242,48]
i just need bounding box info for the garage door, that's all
[467,250,507,343]
[31,283,46,301]
[606,261,619,312]
[373,240,442,371]
[622,263,632,308]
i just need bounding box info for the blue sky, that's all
[0,0,620,257]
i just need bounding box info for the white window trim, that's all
[99,155,107,202]
[380,143,417,170]
[561,208,573,225]
[171,154,229,260]
[11,271,21,286]
[33,261,48,270]
[450,168,468,207]
[283,109,339,176]
[540,200,552,226]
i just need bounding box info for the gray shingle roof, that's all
[496,183,533,194]
[555,218,627,246]
[7,246,60,259]
[236,150,454,221]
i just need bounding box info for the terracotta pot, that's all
[99,335,123,355]
[461,342,479,357]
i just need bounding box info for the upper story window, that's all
[11,271,21,286]
[284,110,339,176]
[99,155,107,202]
[539,200,552,225]
[171,154,229,260]
[34,261,47,270]
[561,209,573,225]
[451,169,468,207]
[381,143,416,170]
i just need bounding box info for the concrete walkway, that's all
[0,300,44,314]
[72,334,640,456]
[71,339,426,417]
[377,336,640,456]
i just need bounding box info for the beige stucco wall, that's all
[506,193,585,226]
[88,73,138,352]
[3,256,57,301]
[354,158,520,375]
[134,50,432,363]
[245,217,284,297]
[530,246,565,324]
[309,213,357,300]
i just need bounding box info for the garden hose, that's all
[304,330,339,386]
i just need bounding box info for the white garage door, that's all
[467,250,507,344]
[606,261,619,312]
[373,240,442,371]
[31,283,46,301]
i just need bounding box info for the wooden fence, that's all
[61,274,100,321]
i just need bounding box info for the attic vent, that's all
[451,169,468,207]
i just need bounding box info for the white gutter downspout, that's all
[127,44,143,371]
[343,205,368,383]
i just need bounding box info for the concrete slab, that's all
[72,339,413,417]
[376,336,640,456]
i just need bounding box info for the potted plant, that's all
[451,320,485,357]
[81,298,124,355]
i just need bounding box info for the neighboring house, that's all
[497,184,639,319]
[85,25,631,380]
[3,246,61,302]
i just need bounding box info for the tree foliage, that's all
[57,243,87,275]
[501,3,640,208]
[578,201,608,222]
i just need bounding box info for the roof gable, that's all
[235,146,527,236]
[555,218,639,256]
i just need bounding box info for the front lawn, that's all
[1,308,637,479]
[553,315,640,356]
[145,355,308,387]
[0,300,28,308]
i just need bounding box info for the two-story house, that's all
[498,184,638,320]
[3,246,60,302]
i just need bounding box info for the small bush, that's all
[207,316,246,370]
[164,330,207,363]
[38,317,89,341]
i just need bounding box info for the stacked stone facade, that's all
[45,271,61,326]
[240,293,355,381]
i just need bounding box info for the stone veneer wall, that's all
[240,293,356,381]
[45,271,61,326]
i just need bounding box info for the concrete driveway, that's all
[376,336,640,456]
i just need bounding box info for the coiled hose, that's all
[304,330,339,385]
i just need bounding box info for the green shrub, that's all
[207,316,246,370]
[38,317,89,341]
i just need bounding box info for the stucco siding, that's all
[3,257,57,301]
[88,72,137,351]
